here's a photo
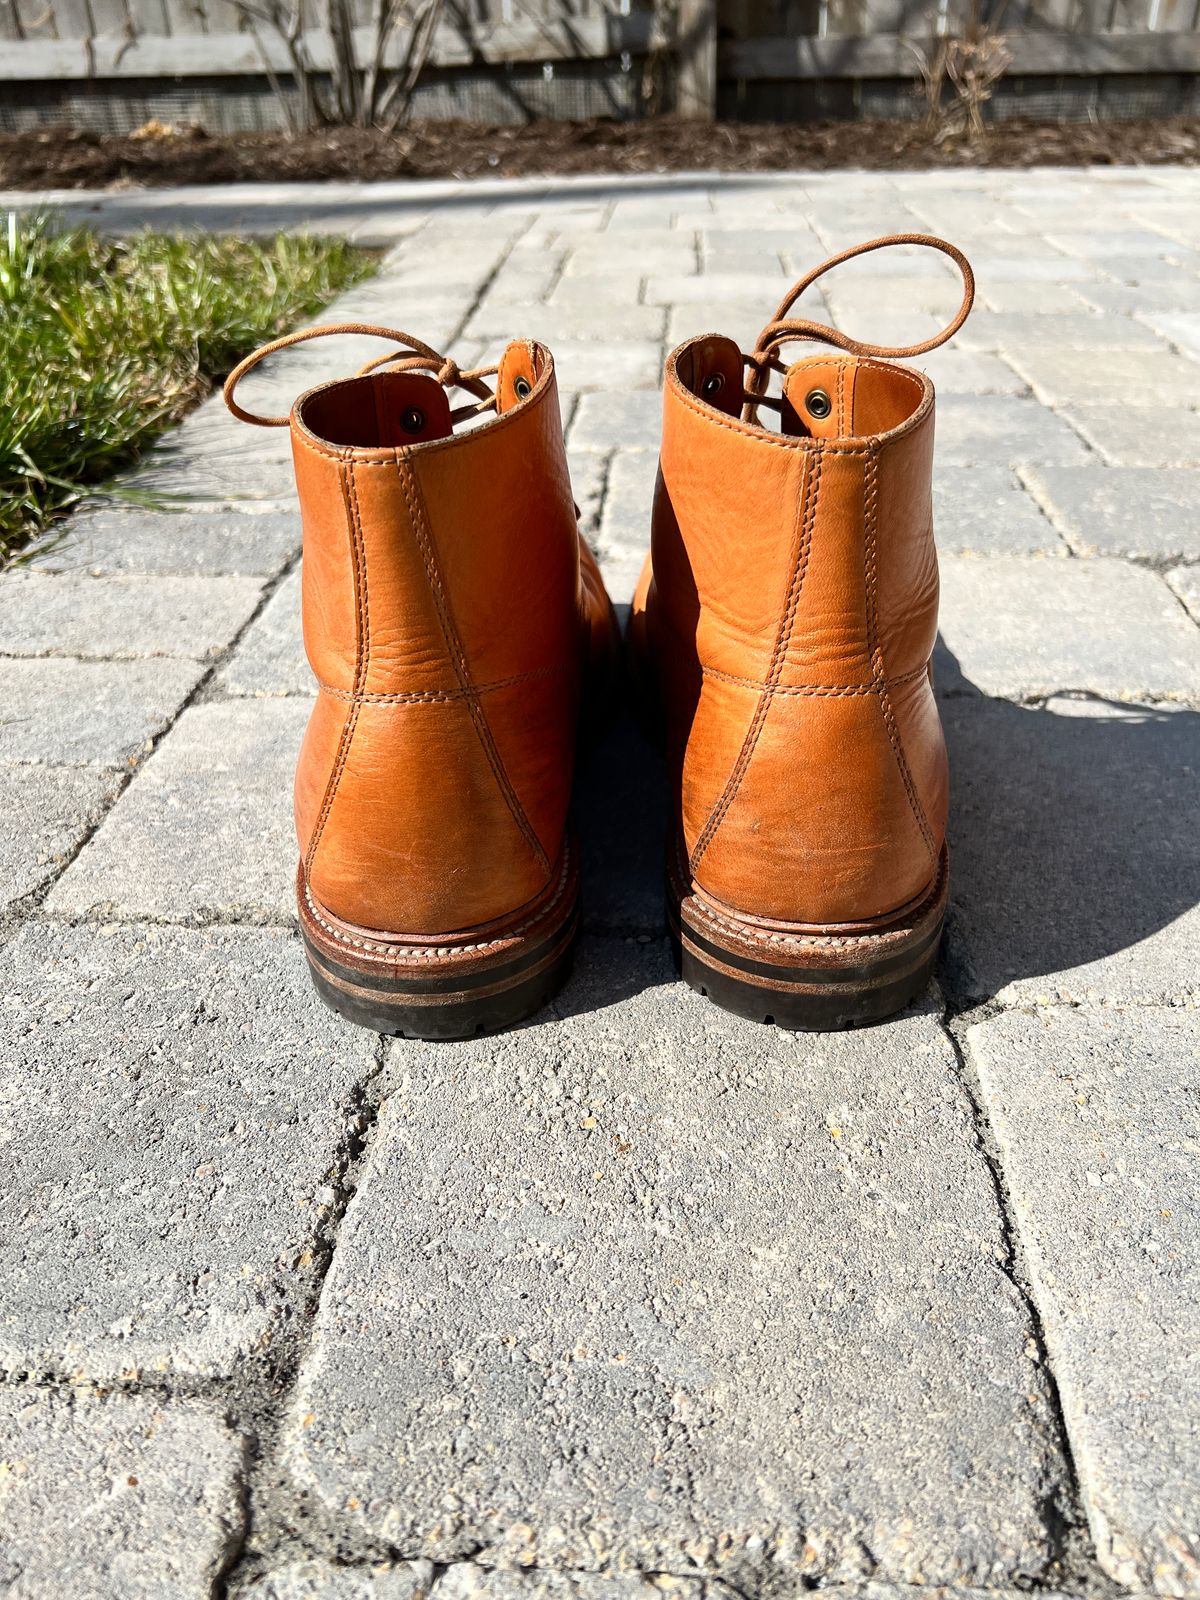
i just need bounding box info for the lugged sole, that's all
[668,840,948,1032]
[297,845,580,1040]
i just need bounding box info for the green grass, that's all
[0,214,373,558]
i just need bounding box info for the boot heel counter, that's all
[297,689,549,935]
[686,673,943,925]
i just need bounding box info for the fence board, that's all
[0,9,655,71]
[721,24,1200,69]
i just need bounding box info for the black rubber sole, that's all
[297,848,580,1041]
[303,923,578,1039]
[668,844,948,1032]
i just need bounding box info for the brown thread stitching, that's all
[315,663,564,705]
[863,447,938,866]
[668,349,928,455]
[290,354,555,466]
[395,456,551,877]
[690,449,823,873]
[700,662,928,696]
[305,457,368,875]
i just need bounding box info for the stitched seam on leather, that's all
[701,662,928,696]
[303,840,572,959]
[290,357,553,465]
[315,663,564,704]
[395,456,551,877]
[690,449,822,873]
[670,354,927,454]
[304,458,368,876]
[864,447,938,866]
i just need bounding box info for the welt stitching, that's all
[863,448,938,865]
[691,449,822,872]
[304,840,572,959]
[315,663,564,704]
[395,457,550,877]
[305,457,368,876]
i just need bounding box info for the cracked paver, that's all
[289,947,1066,1587]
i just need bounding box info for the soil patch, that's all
[2,115,1198,189]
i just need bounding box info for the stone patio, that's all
[0,167,1197,1599]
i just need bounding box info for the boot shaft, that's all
[644,244,972,928]
[285,342,584,936]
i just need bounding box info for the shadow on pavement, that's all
[936,639,1199,1006]
[558,638,1200,1020]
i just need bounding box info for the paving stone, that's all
[0,763,121,912]
[665,299,782,351]
[967,1006,1200,1593]
[289,946,1062,1585]
[1167,562,1200,622]
[48,699,305,924]
[217,569,311,697]
[544,341,663,393]
[958,256,1099,283]
[123,402,299,504]
[22,506,300,577]
[0,657,203,767]
[232,1559,433,1599]
[1021,466,1200,561]
[955,311,1165,353]
[549,274,645,309]
[940,687,1200,1007]
[598,451,656,558]
[918,350,1027,395]
[565,451,608,546]
[1008,348,1200,408]
[467,305,666,345]
[938,556,1200,699]
[0,572,265,661]
[1059,405,1200,468]
[1075,280,1200,316]
[575,714,666,938]
[430,1571,740,1600]
[0,922,373,1379]
[978,282,1096,314]
[0,1386,244,1598]
[1140,310,1200,363]
[933,468,1063,555]
[569,391,662,453]
[935,396,1091,466]
[645,273,792,308]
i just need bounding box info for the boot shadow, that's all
[935,639,1200,1006]
[556,636,1199,1021]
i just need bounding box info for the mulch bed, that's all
[2,115,1199,189]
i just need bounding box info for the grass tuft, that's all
[0,213,372,558]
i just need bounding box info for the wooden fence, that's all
[0,0,1197,128]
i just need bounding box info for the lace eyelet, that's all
[701,373,725,398]
[514,375,532,400]
[400,407,426,434]
[805,388,832,420]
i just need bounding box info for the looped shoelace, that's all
[222,321,500,429]
[741,232,975,423]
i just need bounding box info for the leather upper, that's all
[632,337,949,927]
[287,341,613,936]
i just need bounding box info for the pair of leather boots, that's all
[224,232,974,1040]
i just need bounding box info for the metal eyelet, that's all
[514,375,532,400]
[805,388,832,420]
[701,372,725,398]
[400,407,426,434]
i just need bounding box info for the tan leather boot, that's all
[225,324,618,1039]
[630,235,975,1030]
